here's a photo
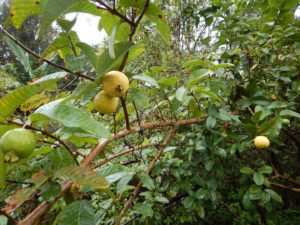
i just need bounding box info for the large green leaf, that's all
[57,200,95,225]
[145,4,171,44]
[32,100,110,138]
[55,166,109,190]
[39,0,86,35]
[4,37,32,77]
[0,72,67,118]
[257,117,282,137]
[10,0,46,29]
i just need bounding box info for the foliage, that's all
[0,0,300,225]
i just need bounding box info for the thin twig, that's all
[5,179,34,186]
[94,0,135,26]
[0,25,94,81]
[270,182,300,193]
[114,128,177,225]
[90,143,160,170]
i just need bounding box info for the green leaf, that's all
[116,173,134,193]
[138,173,155,190]
[176,86,187,101]
[41,181,61,201]
[5,37,32,77]
[132,74,159,87]
[265,189,283,203]
[258,166,273,174]
[187,69,211,87]
[154,196,169,204]
[76,42,98,70]
[10,0,45,29]
[39,0,85,35]
[98,11,120,35]
[57,17,77,33]
[279,109,300,119]
[209,63,234,71]
[55,166,109,190]
[95,42,134,81]
[0,72,67,118]
[206,116,216,129]
[183,196,194,209]
[240,167,254,174]
[135,203,154,217]
[129,89,149,109]
[145,4,171,44]
[257,117,282,137]
[205,160,214,171]
[58,200,95,225]
[32,100,110,138]
[253,172,264,186]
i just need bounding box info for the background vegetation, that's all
[0,0,300,224]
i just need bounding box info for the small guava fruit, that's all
[101,71,129,97]
[282,118,290,125]
[93,90,119,114]
[254,136,270,149]
[0,128,36,159]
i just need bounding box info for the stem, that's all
[120,97,130,130]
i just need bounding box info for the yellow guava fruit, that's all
[93,90,119,114]
[254,136,270,149]
[101,71,129,97]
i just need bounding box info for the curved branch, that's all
[0,25,95,81]
[114,128,177,225]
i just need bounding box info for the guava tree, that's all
[0,0,300,224]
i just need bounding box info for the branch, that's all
[120,96,130,130]
[94,0,135,26]
[17,117,205,225]
[0,25,94,81]
[90,143,160,170]
[270,182,300,193]
[81,117,206,167]
[114,128,177,225]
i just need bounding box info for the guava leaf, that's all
[32,100,110,138]
[57,200,95,225]
[55,166,109,190]
[10,0,46,29]
[0,72,67,118]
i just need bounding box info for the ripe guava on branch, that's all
[93,90,119,114]
[101,71,129,97]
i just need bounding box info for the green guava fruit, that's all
[0,128,36,159]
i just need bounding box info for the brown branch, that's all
[114,128,177,225]
[17,117,204,225]
[120,96,130,130]
[94,0,135,26]
[0,25,94,81]
[270,182,300,193]
[81,117,206,167]
[90,143,160,170]
[132,100,141,127]
[270,174,300,187]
